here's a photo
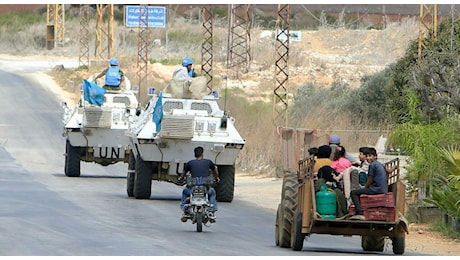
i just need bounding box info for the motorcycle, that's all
[182,175,216,232]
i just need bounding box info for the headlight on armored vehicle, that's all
[207,122,216,133]
[195,120,204,132]
[112,111,122,123]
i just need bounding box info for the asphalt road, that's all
[0,58,429,256]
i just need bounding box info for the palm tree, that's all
[424,146,460,219]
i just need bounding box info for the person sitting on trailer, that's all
[315,165,348,218]
[349,147,388,220]
[312,145,332,180]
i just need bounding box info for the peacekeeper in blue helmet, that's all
[172,57,197,80]
[94,57,125,91]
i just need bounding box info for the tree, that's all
[388,18,460,125]
[387,17,460,200]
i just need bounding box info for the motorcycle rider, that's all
[178,146,219,222]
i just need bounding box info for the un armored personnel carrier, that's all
[61,75,139,177]
[125,83,245,202]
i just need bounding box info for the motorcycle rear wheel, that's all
[196,212,203,232]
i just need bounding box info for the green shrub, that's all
[423,145,460,219]
[345,69,392,126]
[212,7,227,18]
[431,221,460,240]
[389,118,460,193]
[167,30,202,45]
[0,11,42,32]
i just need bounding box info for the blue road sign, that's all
[125,5,166,28]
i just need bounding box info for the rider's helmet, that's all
[182,57,194,67]
[109,57,119,66]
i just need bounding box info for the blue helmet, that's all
[329,134,341,145]
[109,57,119,66]
[182,57,194,67]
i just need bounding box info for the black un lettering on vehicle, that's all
[176,163,187,175]
[98,147,121,158]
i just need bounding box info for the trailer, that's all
[274,127,408,255]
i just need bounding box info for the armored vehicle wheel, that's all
[196,212,203,232]
[64,142,67,173]
[291,211,305,251]
[134,155,152,199]
[126,152,135,197]
[278,172,298,248]
[391,236,405,255]
[215,164,235,202]
[65,139,81,177]
[361,235,385,252]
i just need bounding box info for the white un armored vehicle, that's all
[126,78,245,202]
[62,75,139,177]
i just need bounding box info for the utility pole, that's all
[78,5,91,69]
[201,6,214,92]
[137,4,150,96]
[95,4,114,61]
[227,4,251,77]
[418,4,437,63]
[46,4,65,49]
[273,4,290,128]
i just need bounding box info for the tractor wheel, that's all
[361,235,385,252]
[133,155,152,199]
[392,236,405,255]
[275,203,281,246]
[215,164,235,202]
[291,211,305,251]
[278,172,298,248]
[65,139,81,177]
